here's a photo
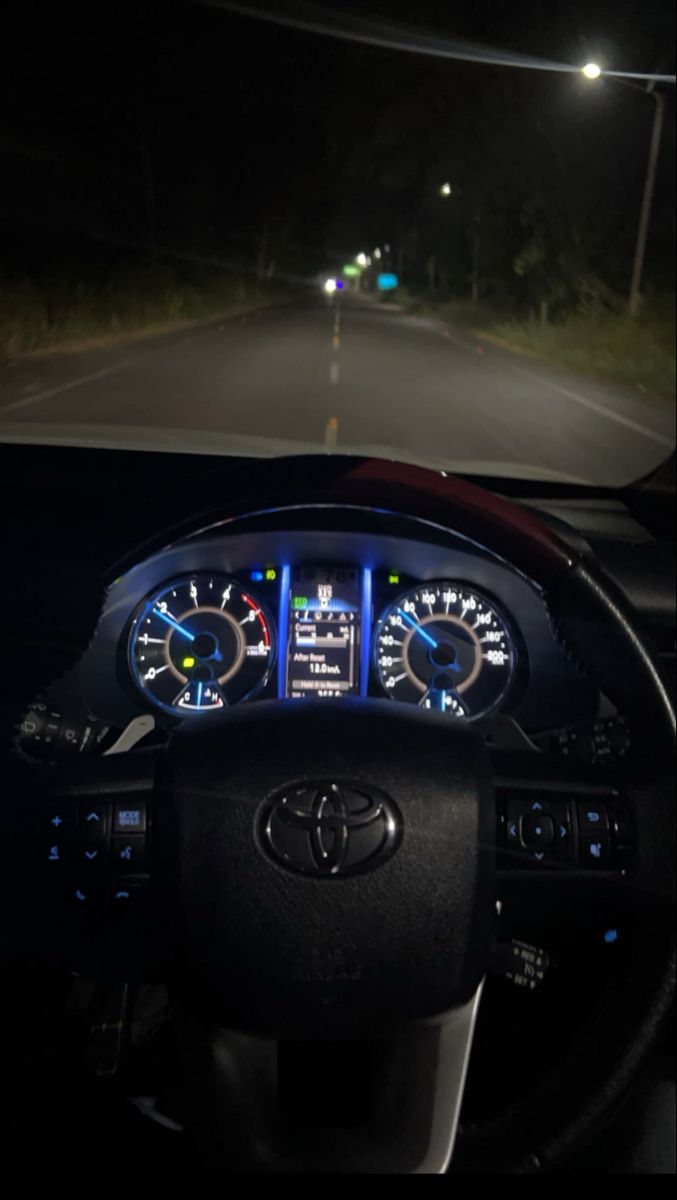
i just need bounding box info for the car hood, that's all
[0,419,592,485]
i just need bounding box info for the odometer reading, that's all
[129,573,275,715]
[374,582,515,720]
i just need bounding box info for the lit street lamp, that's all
[355,252,368,267]
[583,64,666,316]
[439,181,453,197]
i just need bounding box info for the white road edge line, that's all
[484,347,674,449]
[0,361,135,415]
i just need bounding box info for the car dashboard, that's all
[16,504,630,767]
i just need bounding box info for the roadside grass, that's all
[0,265,285,360]
[490,309,676,404]
[394,287,675,405]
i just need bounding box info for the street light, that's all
[439,181,453,197]
[622,82,665,317]
[373,247,382,259]
[583,67,665,316]
[355,252,368,267]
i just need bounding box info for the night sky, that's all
[2,0,675,294]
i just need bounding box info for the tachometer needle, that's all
[397,607,438,649]
[152,608,195,641]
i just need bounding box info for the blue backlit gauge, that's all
[128,573,275,716]
[373,582,515,720]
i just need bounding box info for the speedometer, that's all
[374,582,515,720]
[128,573,275,715]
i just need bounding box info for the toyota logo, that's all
[260,782,402,877]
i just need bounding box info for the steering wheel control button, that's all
[111,880,147,908]
[77,843,109,872]
[111,836,146,873]
[38,805,78,840]
[501,789,632,869]
[260,782,402,877]
[69,882,104,908]
[42,840,71,872]
[505,816,520,845]
[113,801,147,835]
[579,833,611,868]
[577,802,609,832]
[608,802,635,867]
[79,804,110,843]
[521,813,554,847]
[502,793,573,867]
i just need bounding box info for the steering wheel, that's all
[3,461,674,1173]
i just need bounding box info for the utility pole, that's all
[628,86,665,318]
[141,136,157,257]
[470,212,481,304]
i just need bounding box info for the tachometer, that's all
[374,582,515,719]
[128,573,275,715]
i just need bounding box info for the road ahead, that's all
[0,293,673,485]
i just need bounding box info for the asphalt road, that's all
[0,293,673,485]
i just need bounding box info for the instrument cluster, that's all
[19,518,618,761]
[126,562,521,722]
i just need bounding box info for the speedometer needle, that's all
[397,607,438,649]
[153,608,196,641]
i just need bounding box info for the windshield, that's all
[1,1,674,486]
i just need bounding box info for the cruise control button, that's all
[577,802,609,832]
[579,833,611,867]
[113,801,146,834]
[521,814,554,847]
[111,836,146,873]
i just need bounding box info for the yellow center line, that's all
[325,416,339,448]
